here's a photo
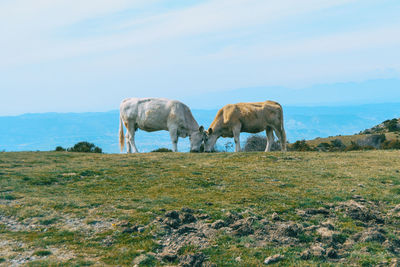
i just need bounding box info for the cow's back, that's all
[211,101,283,134]
[120,98,196,133]
[120,98,173,131]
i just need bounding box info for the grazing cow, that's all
[204,101,287,152]
[119,98,204,153]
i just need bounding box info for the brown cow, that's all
[204,101,287,152]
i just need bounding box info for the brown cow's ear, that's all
[208,128,213,135]
[199,126,204,132]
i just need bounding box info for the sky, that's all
[0,0,400,115]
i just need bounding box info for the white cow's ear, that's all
[208,128,213,135]
[199,126,204,132]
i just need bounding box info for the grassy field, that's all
[0,151,399,266]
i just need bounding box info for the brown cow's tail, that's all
[279,105,287,151]
[119,114,125,152]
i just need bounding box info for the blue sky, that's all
[0,0,400,115]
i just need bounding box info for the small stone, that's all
[230,219,254,236]
[279,222,302,237]
[392,204,400,212]
[132,254,152,265]
[165,210,180,219]
[296,210,306,216]
[122,225,138,233]
[351,195,366,202]
[326,247,338,258]
[317,227,334,240]
[181,207,194,214]
[321,220,335,230]
[310,245,325,258]
[180,213,196,224]
[211,220,226,229]
[271,212,281,221]
[177,225,196,234]
[159,251,177,262]
[179,252,205,267]
[235,256,242,262]
[196,214,210,220]
[305,207,329,215]
[163,217,181,229]
[359,229,386,243]
[263,254,284,265]
[223,211,243,225]
[300,250,310,260]
[117,220,132,227]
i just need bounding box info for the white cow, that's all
[119,98,204,153]
[204,101,287,152]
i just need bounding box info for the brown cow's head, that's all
[204,127,218,152]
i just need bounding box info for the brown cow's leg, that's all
[232,125,241,152]
[265,126,274,152]
[272,125,287,152]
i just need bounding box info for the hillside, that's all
[306,118,400,151]
[0,151,399,266]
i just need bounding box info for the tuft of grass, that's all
[0,194,17,200]
[33,250,52,256]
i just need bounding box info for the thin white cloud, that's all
[0,0,358,67]
[1,0,400,115]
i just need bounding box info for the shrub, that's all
[244,135,266,152]
[151,148,173,152]
[381,140,400,150]
[289,140,314,151]
[328,139,346,151]
[67,142,102,153]
[356,134,386,149]
[384,118,400,132]
[244,135,282,152]
[316,142,332,152]
[55,146,66,151]
[331,139,345,149]
[344,141,374,151]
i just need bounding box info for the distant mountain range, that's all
[1,103,400,153]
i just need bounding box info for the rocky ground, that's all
[2,195,399,266]
[111,195,400,266]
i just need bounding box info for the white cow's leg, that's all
[169,129,178,152]
[265,126,274,152]
[233,126,241,152]
[127,125,139,153]
[126,131,132,153]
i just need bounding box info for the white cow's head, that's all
[190,126,205,152]
[204,128,219,152]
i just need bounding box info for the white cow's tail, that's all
[119,115,125,152]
